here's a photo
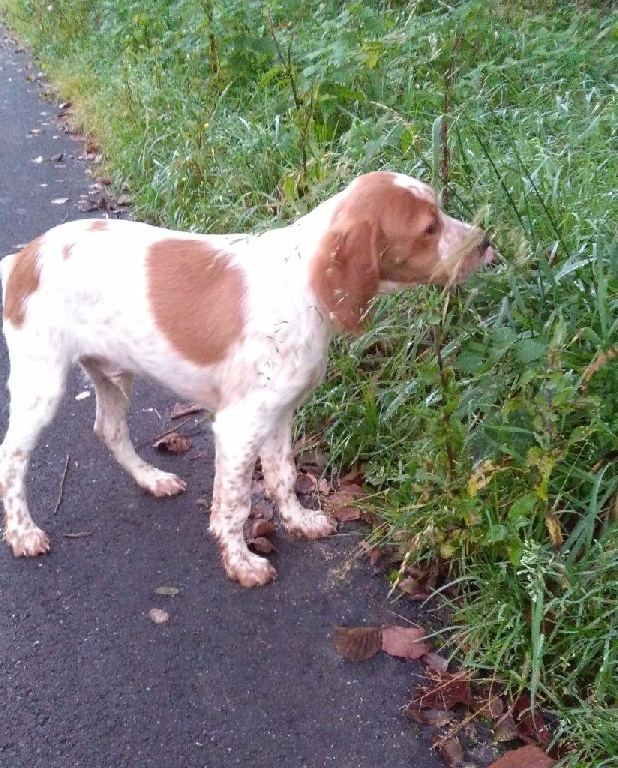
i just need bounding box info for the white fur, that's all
[0,171,492,587]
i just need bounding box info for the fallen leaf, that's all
[381,625,428,659]
[153,432,192,454]
[154,585,180,597]
[252,519,276,538]
[398,574,431,601]
[170,402,203,419]
[331,506,361,522]
[407,703,454,727]
[332,626,382,661]
[434,736,463,767]
[249,499,274,520]
[411,671,473,711]
[317,477,332,496]
[494,715,519,742]
[424,652,449,674]
[325,485,365,521]
[85,137,101,153]
[295,471,317,494]
[487,744,556,768]
[513,693,552,746]
[248,536,276,554]
[148,608,169,624]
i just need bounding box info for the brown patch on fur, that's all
[147,238,245,365]
[310,173,445,331]
[2,238,42,327]
[309,220,381,332]
[88,219,109,232]
[62,243,74,260]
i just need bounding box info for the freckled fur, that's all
[0,172,492,587]
[2,238,42,327]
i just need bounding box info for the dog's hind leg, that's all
[0,343,69,556]
[80,358,186,497]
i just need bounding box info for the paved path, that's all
[0,27,441,768]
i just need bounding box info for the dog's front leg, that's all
[209,406,277,587]
[259,409,336,540]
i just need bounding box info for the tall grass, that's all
[1,0,616,763]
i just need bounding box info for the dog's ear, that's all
[310,219,382,332]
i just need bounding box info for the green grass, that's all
[1,1,616,764]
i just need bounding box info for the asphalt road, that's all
[0,27,442,768]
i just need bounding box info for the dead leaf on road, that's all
[487,744,556,768]
[332,626,382,661]
[248,536,276,554]
[381,625,428,659]
[434,735,464,767]
[411,670,474,711]
[407,704,454,727]
[295,471,317,495]
[153,432,192,454]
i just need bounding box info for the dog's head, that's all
[310,171,494,331]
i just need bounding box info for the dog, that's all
[0,171,493,586]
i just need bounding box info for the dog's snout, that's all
[475,231,494,265]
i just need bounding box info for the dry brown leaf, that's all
[434,736,464,767]
[407,703,454,727]
[381,625,428,659]
[494,715,519,742]
[248,536,276,554]
[170,402,203,419]
[153,432,192,454]
[249,499,274,520]
[317,477,332,496]
[424,652,449,674]
[513,693,552,746]
[295,472,317,494]
[252,519,276,538]
[411,671,473,711]
[398,574,431,601]
[487,744,556,768]
[332,626,382,661]
[332,506,362,522]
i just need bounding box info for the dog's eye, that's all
[425,221,439,236]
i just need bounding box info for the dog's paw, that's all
[138,468,186,497]
[5,525,51,557]
[284,510,337,540]
[221,545,277,588]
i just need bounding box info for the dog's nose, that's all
[480,233,494,265]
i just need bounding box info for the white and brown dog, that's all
[0,171,493,586]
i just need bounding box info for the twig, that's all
[136,415,194,449]
[53,454,70,515]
